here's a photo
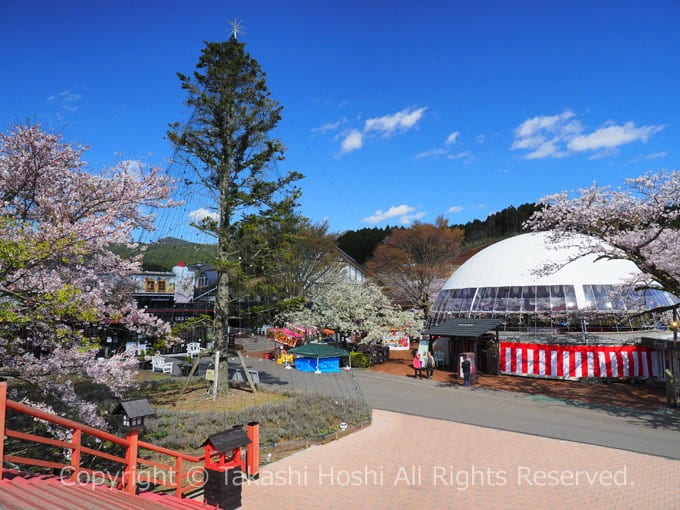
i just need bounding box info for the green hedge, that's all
[349,352,370,368]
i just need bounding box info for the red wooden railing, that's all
[0,381,204,497]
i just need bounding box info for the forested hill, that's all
[337,202,539,265]
[113,203,539,271]
[111,237,217,271]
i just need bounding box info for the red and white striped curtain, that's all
[499,341,658,379]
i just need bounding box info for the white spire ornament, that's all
[229,18,245,39]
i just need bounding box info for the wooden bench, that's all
[151,356,174,374]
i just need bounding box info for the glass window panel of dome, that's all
[507,286,522,311]
[471,288,485,311]
[609,285,627,311]
[479,287,497,312]
[493,287,509,313]
[582,285,597,311]
[654,289,677,307]
[550,285,567,311]
[592,284,614,312]
[441,289,454,311]
[441,289,456,311]
[623,287,644,311]
[436,289,453,313]
[535,286,551,311]
[459,288,476,313]
[521,286,536,313]
[563,286,578,311]
[643,288,665,309]
[432,290,447,311]
[449,288,464,312]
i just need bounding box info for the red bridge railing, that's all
[0,381,204,497]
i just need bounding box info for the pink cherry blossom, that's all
[0,124,179,426]
[526,170,680,297]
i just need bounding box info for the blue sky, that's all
[2,1,679,242]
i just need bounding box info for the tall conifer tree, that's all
[168,32,302,353]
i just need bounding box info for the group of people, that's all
[412,351,472,386]
[412,351,436,379]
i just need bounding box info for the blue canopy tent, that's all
[288,343,349,373]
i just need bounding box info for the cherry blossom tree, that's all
[282,280,423,343]
[0,124,176,426]
[525,170,680,297]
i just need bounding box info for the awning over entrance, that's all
[640,334,680,352]
[424,318,504,338]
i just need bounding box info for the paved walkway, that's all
[354,369,680,459]
[236,355,679,459]
[243,409,680,509]
[245,356,364,400]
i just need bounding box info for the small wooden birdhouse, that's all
[114,399,155,429]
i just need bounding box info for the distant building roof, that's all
[424,318,504,338]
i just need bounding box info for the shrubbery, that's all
[144,393,371,451]
[349,352,371,368]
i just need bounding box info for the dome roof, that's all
[430,232,678,332]
[442,231,639,290]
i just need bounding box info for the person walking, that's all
[461,355,471,387]
[426,351,436,379]
[412,352,423,379]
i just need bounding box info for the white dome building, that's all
[429,232,678,332]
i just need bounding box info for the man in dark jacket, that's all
[462,355,471,387]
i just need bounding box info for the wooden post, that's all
[0,381,6,481]
[246,422,260,479]
[236,351,256,393]
[175,456,183,498]
[70,429,82,481]
[124,429,139,495]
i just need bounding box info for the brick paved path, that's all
[243,409,680,509]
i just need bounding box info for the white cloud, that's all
[415,148,447,159]
[340,130,363,154]
[525,141,569,160]
[189,208,219,223]
[338,106,427,155]
[567,122,665,152]
[447,151,475,164]
[311,118,346,134]
[47,89,83,113]
[628,151,668,163]
[643,151,668,159]
[511,110,665,160]
[364,107,427,135]
[514,110,577,138]
[362,204,426,225]
[445,131,460,145]
[475,134,486,144]
[448,206,464,213]
[588,148,618,160]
